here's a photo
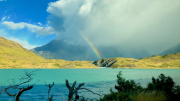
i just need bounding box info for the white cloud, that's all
[2,21,25,29]
[1,15,10,21]
[6,37,38,50]
[37,22,42,26]
[1,17,6,21]
[2,21,55,36]
[78,0,97,16]
[0,0,6,2]
[46,0,180,54]
[47,0,81,17]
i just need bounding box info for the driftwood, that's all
[45,82,54,101]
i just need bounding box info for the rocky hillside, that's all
[93,53,180,68]
[0,36,98,69]
[93,58,117,67]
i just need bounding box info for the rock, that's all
[93,58,117,67]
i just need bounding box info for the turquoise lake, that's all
[0,68,180,101]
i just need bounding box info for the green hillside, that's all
[0,36,98,69]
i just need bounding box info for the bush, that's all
[99,88,136,101]
[145,73,180,100]
[99,71,180,101]
[115,71,144,92]
[53,63,60,67]
[146,74,175,95]
[99,71,144,101]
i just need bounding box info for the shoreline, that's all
[116,67,180,69]
[0,67,180,69]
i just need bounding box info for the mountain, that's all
[0,36,97,69]
[159,43,180,55]
[125,49,152,59]
[1,36,179,69]
[30,39,124,61]
[115,46,153,59]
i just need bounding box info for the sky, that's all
[0,0,180,55]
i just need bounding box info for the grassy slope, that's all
[0,36,98,69]
[111,53,180,68]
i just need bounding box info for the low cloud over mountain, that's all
[30,38,124,61]
[46,0,180,56]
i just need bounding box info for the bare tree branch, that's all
[72,81,76,90]
[4,89,16,96]
[79,88,105,97]
[73,83,84,93]
[0,70,40,101]
[65,80,70,89]
[15,85,33,101]
[45,82,54,101]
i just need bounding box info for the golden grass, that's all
[111,53,180,68]
[135,91,167,101]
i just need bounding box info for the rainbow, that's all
[79,31,102,59]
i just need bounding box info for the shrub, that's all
[53,63,60,67]
[145,73,180,100]
[146,74,175,95]
[76,63,82,66]
[99,71,144,101]
[99,71,180,101]
[115,71,144,92]
[99,88,137,101]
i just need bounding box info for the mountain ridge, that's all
[159,43,180,55]
[30,38,124,61]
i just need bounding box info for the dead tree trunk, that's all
[45,82,54,101]
[65,79,104,101]
[65,80,84,101]
[15,86,33,101]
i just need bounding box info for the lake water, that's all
[0,68,180,101]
